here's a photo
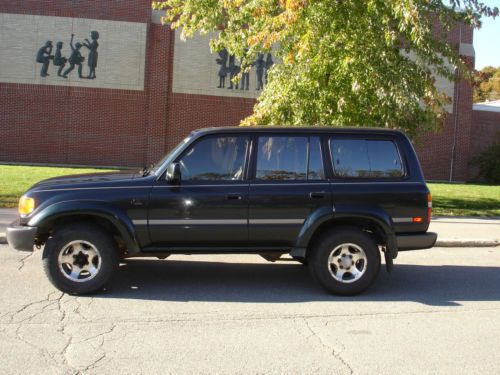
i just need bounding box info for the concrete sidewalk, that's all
[430,217,500,247]
[0,208,499,247]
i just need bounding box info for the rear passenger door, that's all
[248,134,331,247]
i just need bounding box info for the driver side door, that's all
[148,134,250,248]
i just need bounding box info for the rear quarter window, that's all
[329,138,404,178]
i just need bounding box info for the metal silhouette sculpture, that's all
[83,31,99,79]
[35,32,100,80]
[62,34,85,79]
[216,49,228,88]
[53,42,68,77]
[214,50,273,92]
[255,53,265,90]
[36,41,53,77]
[239,48,250,91]
[227,55,241,89]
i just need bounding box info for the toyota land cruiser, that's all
[7,127,437,295]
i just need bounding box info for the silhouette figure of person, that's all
[228,55,240,90]
[62,34,85,79]
[53,42,67,77]
[36,41,53,77]
[227,55,240,89]
[265,53,274,84]
[255,53,265,90]
[216,49,228,88]
[240,49,250,91]
[83,31,99,79]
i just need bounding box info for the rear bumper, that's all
[6,220,37,252]
[396,232,437,251]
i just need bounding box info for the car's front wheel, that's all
[309,227,381,295]
[42,223,119,295]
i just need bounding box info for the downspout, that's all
[449,24,462,182]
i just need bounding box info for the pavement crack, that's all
[17,251,36,271]
[78,324,116,344]
[11,322,60,368]
[2,291,59,323]
[303,318,353,375]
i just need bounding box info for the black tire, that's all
[42,223,119,295]
[308,227,381,296]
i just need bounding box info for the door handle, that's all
[226,193,243,200]
[309,191,326,199]
[130,198,144,206]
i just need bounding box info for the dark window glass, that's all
[179,136,248,181]
[256,136,308,180]
[366,140,404,178]
[330,139,403,178]
[308,136,325,180]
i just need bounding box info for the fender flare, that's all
[28,200,141,254]
[294,204,397,260]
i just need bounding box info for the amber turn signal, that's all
[18,196,35,216]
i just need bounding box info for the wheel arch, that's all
[28,201,141,255]
[295,206,397,260]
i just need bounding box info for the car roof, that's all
[191,126,405,137]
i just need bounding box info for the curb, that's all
[436,238,499,247]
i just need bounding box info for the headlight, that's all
[18,196,35,216]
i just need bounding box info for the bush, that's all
[471,142,500,183]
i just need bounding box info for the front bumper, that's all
[396,232,437,251]
[6,220,38,252]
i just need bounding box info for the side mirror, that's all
[165,162,181,184]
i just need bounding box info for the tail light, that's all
[427,193,432,223]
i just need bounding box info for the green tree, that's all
[474,66,500,102]
[153,0,497,136]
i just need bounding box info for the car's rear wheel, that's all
[42,223,119,295]
[309,227,380,295]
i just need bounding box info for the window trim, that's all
[249,134,328,183]
[327,136,408,181]
[167,133,251,185]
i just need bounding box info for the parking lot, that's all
[1,244,499,374]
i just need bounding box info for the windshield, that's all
[151,136,192,174]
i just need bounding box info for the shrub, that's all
[471,142,500,183]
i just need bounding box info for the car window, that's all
[179,135,249,181]
[308,136,325,180]
[256,136,308,180]
[330,139,404,178]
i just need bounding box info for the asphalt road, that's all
[1,244,499,375]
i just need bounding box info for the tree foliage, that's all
[474,66,500,102]
[153,0,498,136]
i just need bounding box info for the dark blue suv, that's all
[7,127,437,295]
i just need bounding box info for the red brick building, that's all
[0,1,495,181]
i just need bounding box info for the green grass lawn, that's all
[0,165,118,208]
[428,182,500,217]
[0,165,498,216]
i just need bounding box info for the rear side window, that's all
[255,135,326,181]
[330,139,404,178]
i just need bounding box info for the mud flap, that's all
[384,249,394,272]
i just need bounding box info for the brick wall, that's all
[415,73,474,181]
[414,20,475,182]
[0,0,150,22]
[468,110,500,180]
[0,0,166,167]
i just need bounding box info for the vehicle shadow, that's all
[101,259,500,306]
